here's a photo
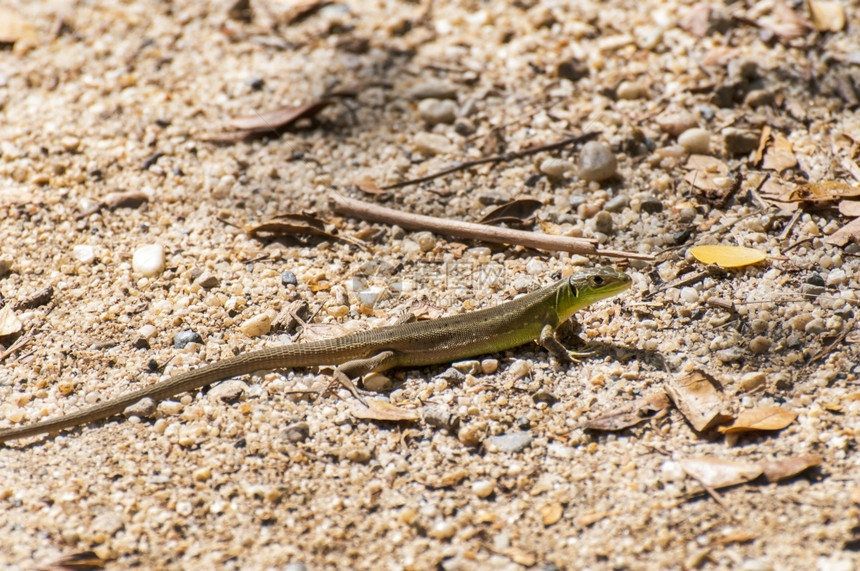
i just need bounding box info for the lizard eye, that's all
[592,275,605,286]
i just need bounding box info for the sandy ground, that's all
[1,0,859,569]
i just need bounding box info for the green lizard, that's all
[0,267,631,443]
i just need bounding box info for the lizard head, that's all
[555,267,632,323]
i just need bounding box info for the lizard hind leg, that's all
[327,350,399,407]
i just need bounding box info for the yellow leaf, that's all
[718,406,797,434]
[689,245,767,268]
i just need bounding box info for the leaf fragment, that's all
[350,398,420,422]
[689,245,767,268]
[717,406,797,434]
[786,181,860,203]
[665,371,731,432]
[0,305,22,337]
[762,134,797,172]
[477,199,543,226]
[679,457,763,489]
[759,454,822,482]
[246,213,365,248]
[808,0,846,32]
[824,217,860,247]
[583,392,670,431]
[838,200,860,218]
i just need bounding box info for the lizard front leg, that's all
[537,324,594,364]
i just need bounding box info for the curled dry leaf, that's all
[246,213,365,248]
[477,199,543,226]
[665,371,731,432]
[583,391,670,431]
[717,405,797,434]
[688,245,767,269]
[838,200,860,218]
[762,134,797,172]
[350,398,420,422]
[825,217,860,247]
[679,457,763,490]
[759,454,822,482]
[683,154,731,194]
[785,181,860,203]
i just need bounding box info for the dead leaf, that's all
[689,245,767,268]
[350,398,420,422]
[713,531,758,546]
[757,177,799,212]
[680,457,762,490]
[280,0,333,25]
[247,213,364,248]
[37,549,108,570]
[665,371,731,432]
[786,181,860,202]
[583,392,670,431]
[754,125,772,165]
[808,0,845,32]
[477,199,543,226]
[229,100,331,132]
[717,406,797,434]
[354,177,385,196]
[759,454,822,482]
[838,201,860,217]
[539,502,564,526]
[824,217,860,247]
[683,155,736,202]
[0,305,22,337]
[762,134,797,172]
[759,0,813,41]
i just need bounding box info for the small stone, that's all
[525,258,545,275]
[362,372,391,391]
[174,329,202,349]
[281,270,298,287]
[453,119,475,136]
[0,305,22,336]
[282,422,310,443]
[453,360,481,375]
[413,132,455,155]
[578,141,617,182]
[423,404,459,430]
[481,358,499,375]
[603,195,629,213]
[123,397,156,419]
[826,269,847,287]
[132,244,165,277]
[91,512,123,537]
[0,257,12,277]
[485,431,533,453]
[557,58,589,82]
[716,347,744,363]
[790,314,814,331]
[104,190,148,209]
[407,80,458,100]
[593,211,613,234]
[193,271,219,289]
[428,520,457,540]
[678,128,711,154]
[132,336,150,349]
[723,128,761,155]
[744,89,775,108]
[740,372,767,392]
[639,196,664,214]
[749,336,773,354]
[72,245,95,264]
[208,380,247,403]
[804,318,826,334]
[418,98,457,125]
[193,467,212,482]
[532,390,558,405]
[680,287,699,304]
[346,447,373,463]
[471,479,496,498]
[239,311,275,337]
[515,416,531,430]
[655,110,698,136]
[414,231,436,252]
[539,158,575,180]
[617,80,648,100]
[457,422,486,447]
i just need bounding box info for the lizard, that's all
[0,266,631,443]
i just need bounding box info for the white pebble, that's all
[678,128,711,154]
[72,245,96,264]
[525,258,546,275]
[617,80,647,99]
[471,479,496,498]
[413,132,455,155]
[826,269,847,287]
[578,141,618,182]
[418,98,457,125]
[539,158,575,179]
[132,244,165,277]
[480,359,499,375]
[680,287,699,304]
[239,312,275,337]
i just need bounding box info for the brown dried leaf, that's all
[808,0,845,32]
[679,457,762,489]
[786,181,860,202]
[683,155,733,196]
[665,371,731,432]
[583,392,670,431]
[477,199,543,225]
[247,213,364,248]
[824,217,860,247]
[37,550,108,570]
[759,454,822,482]
[280,0,333,25]
[760,0,813,40]
[350,398,420,422]
[354,177,385,196]
[717,406,797,434]
[757,177,799,212]
[427,468,469,489]
[228,100,331,133]
[539,502,564,526]
[838,200,860,218]
[762,134,797,172]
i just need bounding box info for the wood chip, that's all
[717,406,797,434]
[665,371,731,432]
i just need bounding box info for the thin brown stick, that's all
[329,193,653,260]
[382,132,600,190]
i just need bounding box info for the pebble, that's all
[72,245,95,264]
[132,244,165,277]
[123,397,156,419]
[104,190,148,210]
[346,447,373,463]
[415,231,436,252]
[193,270,219,289]
[428,520,457,540]
[525,258,545,275]
[481,358,498,374]
[362,372,391,391]
[208,380,247,403]
[744,89,775,107]
[457,423,486,447]
[281,270,298,287]
[407,80,458,100]
[716,347,744,363]
[678,128,711,154]
[484,431,533,453]
[282,422,311,443]
[578,141,618,182]
[0,306,23,336]
[413,132,455,155]
[740,372,767,392]
[539,158,575,180]
[174,329,202,349]
[680,287,699,304]
[239,311,274,337]
[603,195,629,213]
[825,269,847,287]
[804,318,826,334]
[557,58,589,82]
[453,360,481,375]
[471,479,496,498]
[91,512,124,537]
[418,98,457,125]
[749,336,773,354]
[593,211,613,234]
[639,196,664,214]
[616,80,648,100]
[655,109,698,136]
[722,128,761,155]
